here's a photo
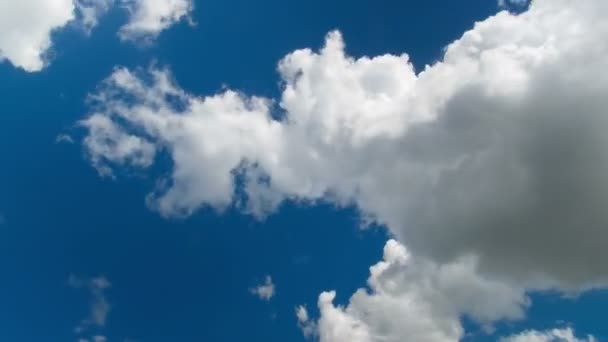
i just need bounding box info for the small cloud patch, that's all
[250,275,275,301]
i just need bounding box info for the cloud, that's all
[0,0,76,71]
[296,306,318,338]
[75,0,114,34]
[0,0,193,71]
[500,328,597,342]
[118,0,193,42]
[81,0,608,291]
[81,113,157,177]
[498,0,529,9]
[250,275,276,301]
[298,240,528,342]
[68,276,133,342]
[56,134,76,144]
[0,0,114,71]
[69,275,112,333]
[78,336,108,342]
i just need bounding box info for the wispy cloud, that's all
[69,275,111,340]
[250,276,275,301]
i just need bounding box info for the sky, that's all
[1,1,608,342]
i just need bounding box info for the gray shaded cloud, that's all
[299,240,528,342]
[81,0,608,291]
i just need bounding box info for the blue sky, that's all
[1,1,608,342]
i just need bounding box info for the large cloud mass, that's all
[82,0,608,291]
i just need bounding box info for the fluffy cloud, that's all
[82,114,157,177]
[0,0,76,71]
[250,275,276,301]
[81,0,608,291]
[297,240,527,342]
[118,0,193,41]
[0,0,193,71]
[500,328,597,342]
[75,0,114,34]
[296,306,318,339]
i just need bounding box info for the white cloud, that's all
[250,275,276,301]
[297,306,318,338]
[500,328,597,342]
[299,240,528,342]
[56,133,75,144]
[0,0,75,71]
[79,4,608,339]
[81,114,157,177]
[0,0,193,71]
[81,0,608,291]
[118,0,193,42]
[498,0,529,9]
[75,0,114,34]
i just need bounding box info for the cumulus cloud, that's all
[0,0,76,71]
[297,240,528,342]
[82,0,608,290]
[0,0,193,71]
[118,0,193,42]
[500,328,597,342]
[250,275,276,301]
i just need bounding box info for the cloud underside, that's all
[0,0,192,71]
[298,240,528,342]
[81,0,608,340]
[297,240,595,342]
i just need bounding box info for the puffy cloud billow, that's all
[80,0,608,339]
[0,0,193,71]
[0,0,76,71]
[298,240,528,342]
[118,0,194,42]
